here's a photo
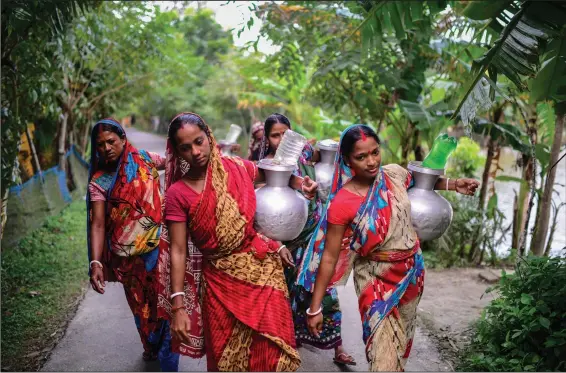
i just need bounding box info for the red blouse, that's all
[164,181,200,222]
[165,158,257,223]
[327,188,364,226]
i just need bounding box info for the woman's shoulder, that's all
[382,163,409,180]
[166,179,200,209]
[167,180,192,200]
[222,156,257,180]
[300,142,315,163]
[90,170,113,189]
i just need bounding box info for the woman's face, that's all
[346,137,381,180]
[267,123,289,153]
[96,130,125,163]
[174,124,211,168]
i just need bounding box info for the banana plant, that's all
[398,99,452,150]
[451,1,566,124]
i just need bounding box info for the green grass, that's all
[1,200,89,371]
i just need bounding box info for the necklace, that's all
[353,183,367,198]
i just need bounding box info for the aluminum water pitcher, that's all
[255,159,308,241]
[407,161,453,241]
[314,139,339,203]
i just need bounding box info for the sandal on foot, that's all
[334,352,357,366]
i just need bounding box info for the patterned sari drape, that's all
[296,124,425,371]
[86,118,162,275]
[86,118,177,369]
[156,113,300,371]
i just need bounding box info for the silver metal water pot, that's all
[407,161,453,241]
[254,159,308,241]
[314,139,339,203]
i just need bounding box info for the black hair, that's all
[264,113,291,137]
[168,113,210,148]
[340,125,381,158]
[97,123,125,139]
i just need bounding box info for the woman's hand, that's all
[171,309,192,344]
[278,246,295,267]
[455,178,480,196]
[306,312,323,338]
[90,266,106,294]
[230,144,241,153]
[301,176,318,200]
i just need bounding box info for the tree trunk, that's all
[25,126,42,178]
[81,115,92,156]
[411,129,424,161]
[514,146,534,248]
[58,112,69,171]
[0,189,9,243]
[468,137,496,262]
[400,122,416,168]
[519,117,538,257]
[478,137,496,210]
[530,102,565,256]
[512,192,519,249]
[544,202,565,257]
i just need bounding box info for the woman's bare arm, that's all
[309,223,347,311]
[90,201,106,262]
[168,221,187,308]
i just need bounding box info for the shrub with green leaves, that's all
[447,137,485,178]
[459,256,566,372]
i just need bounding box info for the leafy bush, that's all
[447,136,485,178]
[459,256,566,372]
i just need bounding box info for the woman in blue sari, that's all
[258,113,356,366]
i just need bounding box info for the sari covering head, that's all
[248,121,264,161]
[156,113,300,371]
[86,118,162,273]
[296,125,425,369]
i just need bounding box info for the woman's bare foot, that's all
[334,345,356,366]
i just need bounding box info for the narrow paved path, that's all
[42,128,453,372]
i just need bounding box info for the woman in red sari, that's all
[300,125,479,371]
[87,118,179,371]
[156,113,317,371]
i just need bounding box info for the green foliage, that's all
[529,30,566,103]
[473,120,530,153]
[536,101,556,144]
[126,7,239,132]
[459,256,566,372]
[1,0,97,194]
[447,137,485,178]
[453,1,566,124]
[1,200,88,371]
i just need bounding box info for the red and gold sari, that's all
[156,113,300,371]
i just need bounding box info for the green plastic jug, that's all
[422,133,458,169]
